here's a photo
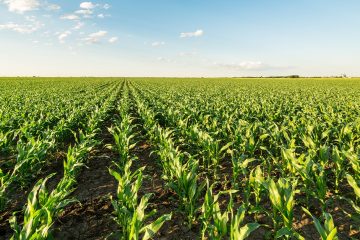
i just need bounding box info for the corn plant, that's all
[10,174,77,240]
[0,137,55,211]
[347,174,360,201]
[230,206,261,240]
[167,157,205,226]
[266,178,303,239]
[248,165,266,215]
[10,131,98,239]
[229,149,256,190]
[0,130,12,154]
[344,150,360,180]
[302,207,338,240]
[340,174,360,226]
[331,147,345,193]
[107,115,137,170]
[200,182,260,240]
[109,160,171,240]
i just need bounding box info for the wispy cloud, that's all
[108,36,118,43]
[73,21,85,30]
[60,14,79,20]
[157,57,171,62]
[83,30,107,44]
[151,41,165,47]
[213,61,290,71]
[0,22,37,33]
[214,61,266,70]
[178,51,198,57]
[0,16,43,33]
[180,29,204,38]
[45,3,60,11]
[75,9,93,15]
[58,30,71,43]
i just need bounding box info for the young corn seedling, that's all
[0,169,10,211]
[0,130,12,155]
[110,160,171,240]
[0,137,55,211]
[343,150,360,180]
[313,164,328,211]
[331,147,345,194]
[347,174,360,201]
[107,115,137,170]
[302,207,338,240]
[267,178,303,239]
[167,157,205,227]
[293,157,328,210]
[187,125,231,178]
[340,174,360,226]
[249,165,266,217]
[200,182,233,239]
[230,206,261,240]
[13,137,54,186]
[200,182,259,240]
[10,173,77,240]
[10,130,98,239]
[229,149,256,190]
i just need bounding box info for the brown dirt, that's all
[132,141,200,240]
[52,124,118,240]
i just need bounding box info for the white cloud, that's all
[151,41,165,47]
[46,3,60,11]
[0,22,36,33]
[97,13,104,18]
[2,0,40,13]
[103,3,110,9]
[58,31,71,43]
[157,57,176,63]
[0,16,43,33]
[80,1,95,9]
[178,51,198,57]
[73,21,85,30]
[214,61,267,70]
[108,37,118,43]
[83,30,107,43]
[180,29,203,38]
[60,14,80,20]
[75,9,93,18]
[75,9,93,15]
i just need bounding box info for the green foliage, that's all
[200,181,260,240]
[110,161,171,240]
[302,207,338,240]
[2,77,360,239]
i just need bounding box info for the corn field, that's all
[0,77,359,239]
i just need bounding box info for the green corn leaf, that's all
[326,228,338,240]
[142,213,172,240]
[220,141,233,154]
[233,223,260,240]
[346,174,360,198]
[302,207,326,239]
[275,227,292,238]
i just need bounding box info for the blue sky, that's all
[0,0,360,77]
